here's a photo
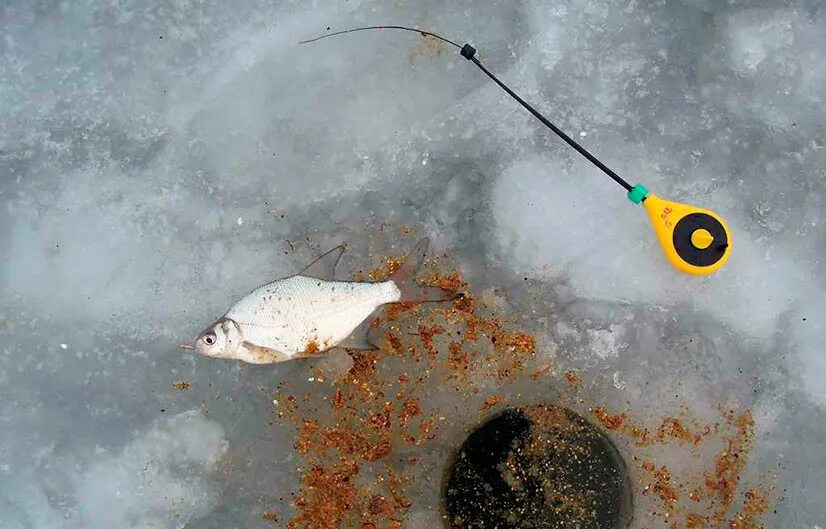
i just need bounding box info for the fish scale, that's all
[226,276,400,356]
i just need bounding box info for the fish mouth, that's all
[179,344,196,350]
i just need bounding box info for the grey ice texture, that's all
[0,0,824,528]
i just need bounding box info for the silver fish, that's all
[182,238,455,364]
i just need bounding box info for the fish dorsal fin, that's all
[298,245,345,280]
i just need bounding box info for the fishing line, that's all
[299,25,733,276]
[300,25,632,191]
[299,25,462,50]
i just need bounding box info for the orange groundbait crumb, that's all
[425,271,464,292]
[350,351,379,380]
[653,466,679,505]
[368,494,393,516]
[288,461,360,529]
[400,398,421,424]
[386,302,416,322]
[418,325,445,359]
[707,412,758,527]
[418,418,436,440]
[171,381,191,391]
[297,418,392,462]
[280,255,774,529]
[503,332,536,354]
[333,389,344,410]
[590,407,713,449]
[640,462,681,518]
[447,342,469,371]
[262,511,278,523]
[707,412,755,508]
[593,407,628,430]
[685,513,707,529]
[368,257,402,281]
[385,332,404,355]
[389,471,414,509]
[452,292,475,314]
[564,371,581,387]
[304,339,321,355]
[630,426,652,446]
[481,394,501,411]
[368,403,394,430]
[728,489,770,529]
[657,417,703,445]
[294,419,320,454]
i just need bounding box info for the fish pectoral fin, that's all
[338,333,377,351]
[242,341,290,364]
[314,348,355,382]
[338,314,379,351]
[298,244,345,281]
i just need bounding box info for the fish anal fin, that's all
[298,245,345,280]
[312,348,355,382]
[338,314,379,351]
[242,341,290,364]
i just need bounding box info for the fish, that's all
[181,238,456,364]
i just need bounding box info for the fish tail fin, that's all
[389,238,458,303]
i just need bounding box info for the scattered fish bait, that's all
[300,25,733,276]
[182,238,456,364]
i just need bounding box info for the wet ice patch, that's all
[587,324,626,360]
[0,410,227,529]
[490,151,823,343]
[792,297,826,404]
[0,161,293,337]
[490,156,655,297]
[700,8,826,129]
[74,410,228,529]
[0,477,63,529]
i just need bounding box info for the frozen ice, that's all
[1,0,825,528]
[1,410,227,529]
[75,410,228,529]
[700,7,826,130]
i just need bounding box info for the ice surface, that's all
[75,410,228,529]
[2,410,226,529]
[1,0,825,528]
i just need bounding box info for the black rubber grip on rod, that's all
[458,42,634,193]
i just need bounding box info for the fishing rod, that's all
[300,25,732,276]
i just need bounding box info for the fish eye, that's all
[203,334,216,346]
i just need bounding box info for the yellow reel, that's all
[639,193,732,275]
